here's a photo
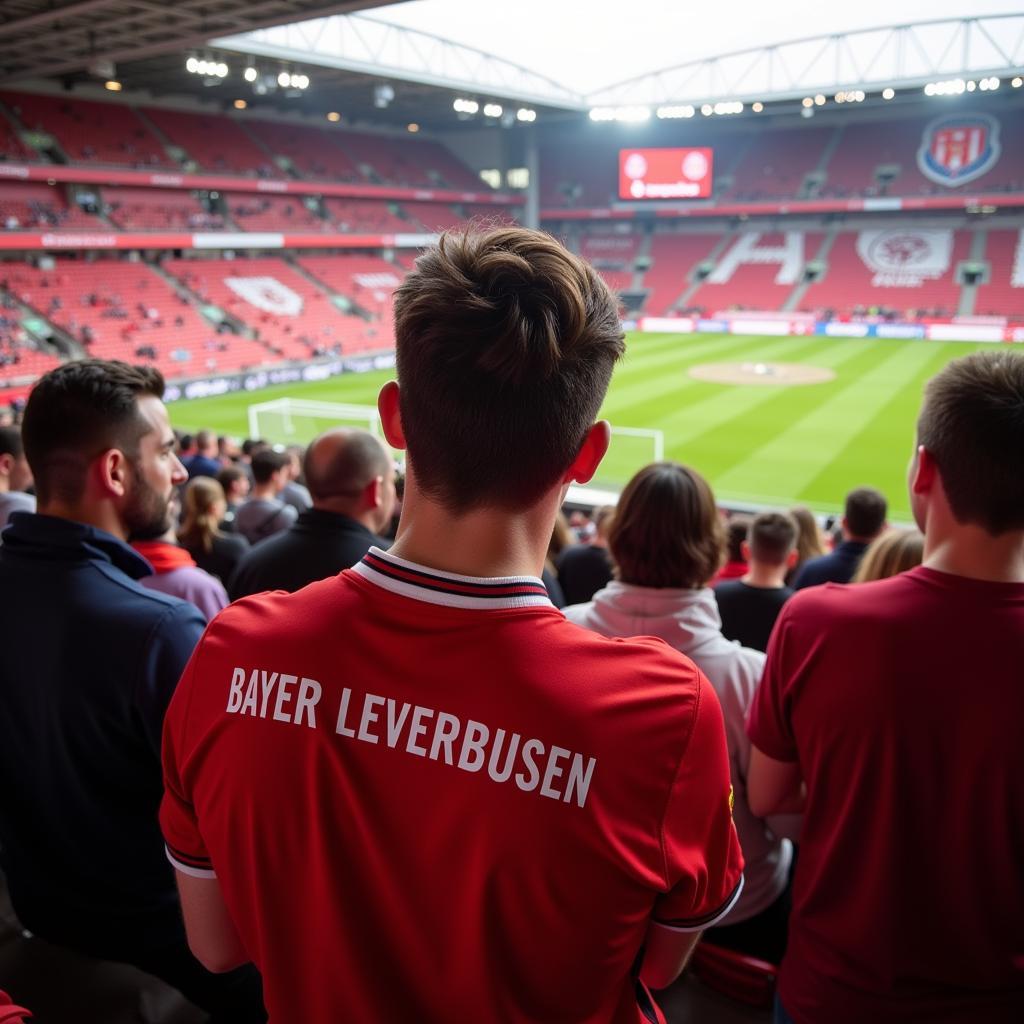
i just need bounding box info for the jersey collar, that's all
[353,546,554,611]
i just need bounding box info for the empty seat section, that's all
[799,230,971,317]
[0,114,35,162]
[580,230,641,269]
[337,132,434,187]
[975,229,1024,318]
[1,92,171,168]
[414,140,485,190]
[5,259,266,376]
[247,121,362,182]
[725,127,831,200]
[326,199,408,232]
[642,232,722,315]
[688,232,822,313]
[228,195,329,232]
[166,257,369,358]
[405,202,466,231]
[142,108,280,178]
[298,254,404,351]
[0,182,102,230]
[103,186,221,230]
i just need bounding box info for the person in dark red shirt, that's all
[747,350,1024,1024]
[161,228,744,1023]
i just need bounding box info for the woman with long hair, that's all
[787,505,826,586]
[852,527,924,583]
[179,476,249,584]
[563,461,794,964]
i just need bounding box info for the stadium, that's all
[0,1,1022,1022]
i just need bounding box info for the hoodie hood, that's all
[565,580,727,659]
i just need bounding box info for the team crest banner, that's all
[856,229,953,287]
[225,276,304,316]
[917,113,1000,187]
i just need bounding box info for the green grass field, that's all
[168,331,1006,521]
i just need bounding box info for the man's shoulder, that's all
[783,572,918,626]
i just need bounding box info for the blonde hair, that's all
[179,476,227,554]
[852,528,924,583]
[790,505,826,564]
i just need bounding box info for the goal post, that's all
[247,398,382,446]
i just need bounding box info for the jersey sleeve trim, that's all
[165,843,217,880]
[651,875,744,933]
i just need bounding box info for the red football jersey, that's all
[747,567,1024,1024]
[162,547,743,1023]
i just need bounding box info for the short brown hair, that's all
[748,511,798,564]
[394,227,625,512]
[844,487,887,539]
[609,462,724,589]
[917,351,1024,535]
[250,448,290,485]
[22,358,164,505]
[852,528,924,583]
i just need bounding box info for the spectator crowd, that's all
[0,226,1021,1024]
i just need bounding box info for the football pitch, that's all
[168,331,1008,521]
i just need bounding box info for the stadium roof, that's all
[211,1,1024,111]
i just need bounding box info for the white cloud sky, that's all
[368,1,1021,94]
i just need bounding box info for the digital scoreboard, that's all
[618,147,714,200]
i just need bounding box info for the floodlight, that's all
[244,66,258,83]
[278,71,290,87]
[516,108,536,122]
[882,87,895,99]
[483,103,503,117]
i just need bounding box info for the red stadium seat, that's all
[0,990,31,1023]
[690,943,777,1009]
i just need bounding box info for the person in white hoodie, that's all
[564,461,795,964]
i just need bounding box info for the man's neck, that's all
[251,484,278,501]
[36,501,127,542]
[387,481,555,579]
[311,499,378,534]
[924,528,1024,584]
[741,561,788,589]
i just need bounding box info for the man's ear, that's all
[564,421,611,486]
[95,448,130,499]
[785,548,799,568]
[377,381,406,451]
[910,445,937,496]
[362,475,383,512]
[740,540,751,562]
[0,452,12,479]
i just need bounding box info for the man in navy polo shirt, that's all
[0,359,263,1021]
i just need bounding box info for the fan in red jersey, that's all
[161,227,743,1023]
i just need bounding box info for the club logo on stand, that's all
[917,113,1000,187]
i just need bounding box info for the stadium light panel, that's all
[327,111,341,122]
[104,80,122,92]
[407,123,420,132]
[186,57,199,74]
[882,87,895,99]
[233,99,247,109]
[278,71,291,87]
[814,94,825,105]
[700,103,713,116]
[217,63,229,78]
[454,98,480,114]
[244,66,258,83]
[655,105,695,118]
[967,80,976,91]
[516,108,537,122]
[483,103,503,117]
[801,97,813,107]
[752,101,764,112]
[1013,77,1023,88]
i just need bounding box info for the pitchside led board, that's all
[618,147,714,200]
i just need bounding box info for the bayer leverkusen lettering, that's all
[226,666,598,808]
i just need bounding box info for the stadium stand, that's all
[405,202,468,232]
[228,194,330,232]
[297,253,402,350]
[0,114,35,162]
[141,107,280,177]
[0,92,172,168]
[326,198,409,233]
[798,229,970,318]
[688,232,824,313]
[165,256,380,358]
[725,126,833,200]
[102,186,222,231]
[975,228,1024,319]
[642,232,722,315]
[580,230,642,268]
[335,130,435,187]
[246,119,364,182]
[0,182,103,231]
[3,259,273,377]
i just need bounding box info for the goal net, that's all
[247,397,664,490]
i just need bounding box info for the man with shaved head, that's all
[228,427,395,599]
